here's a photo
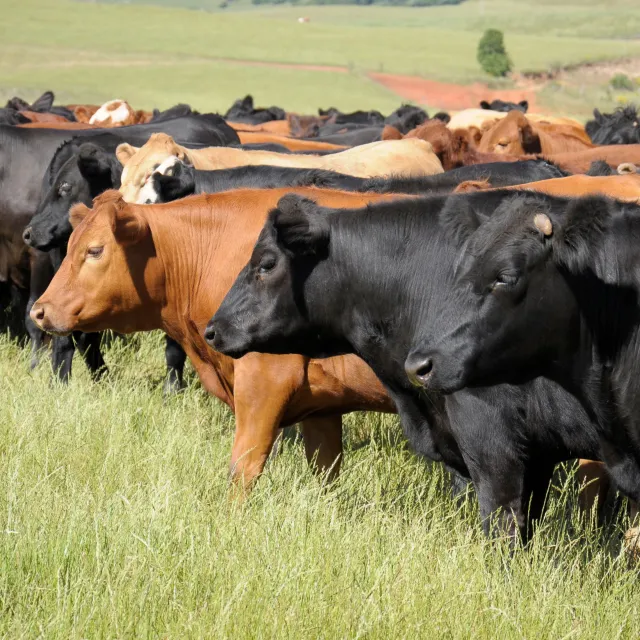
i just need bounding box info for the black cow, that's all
[206,192,600,541]
[5,90,76,122]
[308,128,384,146]
[22,137,188,390]
[145,158,567,204]
[2,114,236,378]
[585,106,640,145]
[147,162,364,203]
[318,108,385,126]
[480,99,529,114]
[403,192,640,512]
[224,95,285,125]
[384,105,429,134]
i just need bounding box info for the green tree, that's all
[477,29,512,78]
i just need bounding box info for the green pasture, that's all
[1,0,639,116]
[0,332,638,637]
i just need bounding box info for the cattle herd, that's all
[3,90,640,552]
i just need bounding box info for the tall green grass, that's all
[0,331,638,637]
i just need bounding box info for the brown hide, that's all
[236,131,346,152]
[32,187,408,488]
[546,146,640,174]
[479,111,592,156]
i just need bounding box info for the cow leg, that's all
[26,250,52,369]
[75,332,107,381]
[300,415,343,482]
[229,354,306,494]
[50,334,76,383]
[163,335,186,395]
[522,462,555,539]
[228,416,281,495]
[576,459,610,520]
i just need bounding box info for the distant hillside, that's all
[250,0,464,5]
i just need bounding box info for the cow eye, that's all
[497,140,508,147]
[58,182,71,196]
[258,256,277,275]
[86,246,104,259]
[493,273,518,289]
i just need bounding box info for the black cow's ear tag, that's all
[533,213,553,237]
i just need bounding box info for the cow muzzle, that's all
[30,302,71,336]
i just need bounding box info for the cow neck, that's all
[143,194,269,406]
[562,215,640,428]
[311,200,446,359]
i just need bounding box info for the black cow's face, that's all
[406,195,593,394]
[25,144,121,251]
[205,196,331,359]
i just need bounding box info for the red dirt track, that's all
[369,72,537,111]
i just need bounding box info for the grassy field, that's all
[0,331,639,637]
[0,0,639,116]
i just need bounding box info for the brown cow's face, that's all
[30,192,162,336]
[117,133,187,204]
[478,111,540,156]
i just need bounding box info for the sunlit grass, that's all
[0,331,638,637]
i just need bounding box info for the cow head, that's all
[478,111,541,155]
[30,190,163,336]
[117,133,188,203]
[404,193,613,394]
[25,143,122,251]
[89,99,135,127]
[205,194,330,359]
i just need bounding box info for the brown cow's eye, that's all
[87,246,104,259]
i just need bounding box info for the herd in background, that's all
[3,88,640,551]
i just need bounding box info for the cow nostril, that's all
[416,359,433,379]
[22,227,32,244]
[204,325,216,343]
[33,306,45,322]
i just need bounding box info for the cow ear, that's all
[439,194,483,247]
[78,144,111,177]
[520,121,541,154]
[519,100,529,112]
[272,194,330,256]
[78,145,122,188]
[30,91,54,113]
[69,203,91,229]
[593,108,603,124]
[552,196,612,272]
[116,143,137,166]
[480,101,491,110]
[113,206,150,246]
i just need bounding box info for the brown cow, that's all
[454,173,640,202]
[383,120,526,170]
[19,121,98,130]
[17,111,71,124]
[228,120,291,136]
[479,110,592,156]
[236,131,346,152]
[30,187,413,490]
[546,146,640,174]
